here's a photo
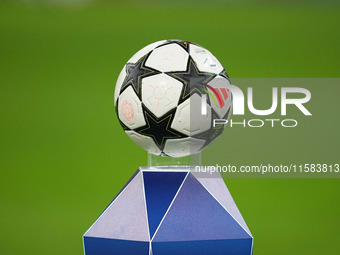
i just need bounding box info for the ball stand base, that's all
[83,167,253,255]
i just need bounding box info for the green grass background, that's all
[0,1,339,254]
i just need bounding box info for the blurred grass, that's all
[0,1,339,255]
[204,78,340,254]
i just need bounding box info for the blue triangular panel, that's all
[84,236,149,255]
[143,171,187,238]
[195,172,252,236]
[153,173,251,242]
[152,239,253,255]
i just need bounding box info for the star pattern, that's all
[166,57,216,104]
[121,53,160,99]
[134,107,187,150]
[116,42,231,157]
[155,40,191,53]
[219,69,230,82]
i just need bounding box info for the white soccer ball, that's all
[114,40,232,158]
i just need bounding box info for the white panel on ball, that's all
[127,40,167,64]
[145,43,189,72]
[118,86,146,129]
[125,130,162,156]
[207,76,233,119]
[142,74,183,118]
[190,44,223,74]
[114,67,126,106]
[171,93,212,136]
[163,137,206,158]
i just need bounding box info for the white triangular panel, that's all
[84,171,150,242]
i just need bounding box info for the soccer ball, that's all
[114,40,232,158]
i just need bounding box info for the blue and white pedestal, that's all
[83,167,253,255]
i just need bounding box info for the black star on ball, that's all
[121,53,160,99]
[166,57,216,104]
[219,69,230,82]
[135,107,187,150]
[155,40,191,53]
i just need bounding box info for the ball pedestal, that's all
[83,155,253,255]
